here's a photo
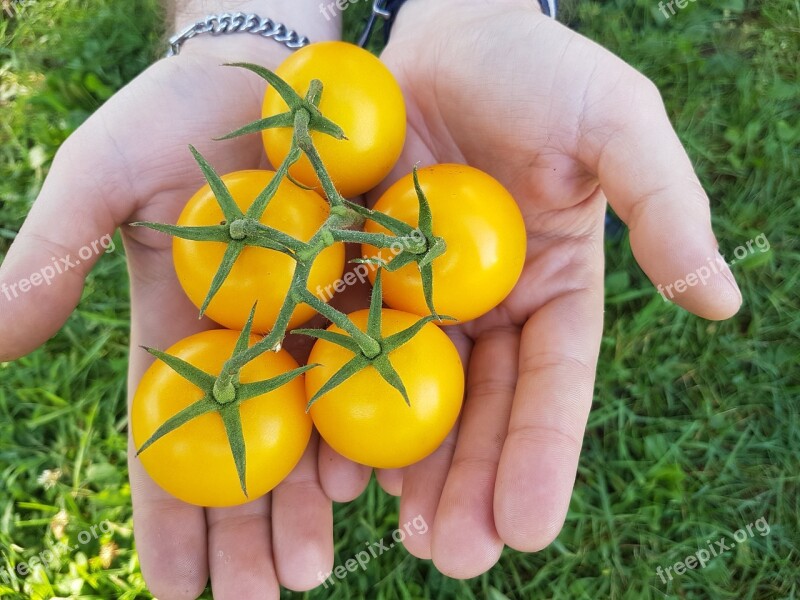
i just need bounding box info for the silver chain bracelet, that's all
[166,12,310,57]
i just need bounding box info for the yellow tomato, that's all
[173,170,344,333]
[131,329,312,507]
[262,41,406,198]
[306,309,464,469]
[363,164,527,322]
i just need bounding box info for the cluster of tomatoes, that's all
[130,42,526,508]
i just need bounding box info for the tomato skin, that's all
[362,164,527,323]
[173,170,345,333]
[306,309,464,469]
[262,41,406,198]
[131,330,312,507]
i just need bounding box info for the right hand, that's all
[0,35,347,599]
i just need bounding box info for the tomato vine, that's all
[131,61,449,497]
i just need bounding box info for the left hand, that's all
[350,0,742,578]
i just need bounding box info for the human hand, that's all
[0,3,345,597]
[367,0,743,578]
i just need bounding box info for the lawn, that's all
[0,0,797,598]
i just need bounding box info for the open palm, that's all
[352,0,742,578]
[0,40,335,599]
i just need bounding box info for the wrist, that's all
[391,0,545,36]
[404,0,544,15]
[475,0,545,12]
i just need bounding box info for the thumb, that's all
[581,68,742,320]
[0,122,133,360]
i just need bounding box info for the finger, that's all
[393,323,472,559]
[0,124,132,361]
[431,328,518,578]
[128,457,209,600]
[272,433,334,591]
[495,281,603,552]
[127,252,216,600]
[207,496,279,600]
[376,468,403,496]
[577,61,741,319]
[318,439,372,502]
[397,425,458,560]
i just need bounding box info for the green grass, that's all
[1,0,798,598]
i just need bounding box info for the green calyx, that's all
[217,64,346,143]
[136,306,316,497]
[219,63,348,206]
[131,144,308,319]
[294,269,455,410]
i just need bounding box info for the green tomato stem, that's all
[228,219,248,240]
[216,261,311,385]
[247,221,308,254]
[213,379,237,404]
[299,290,381,359]
[329,229,427,254]
[293,109,345,207]
[305,79,323,106]
[246,143,301,220]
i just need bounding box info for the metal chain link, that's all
[166,12,310,57]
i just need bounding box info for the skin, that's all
[346,0,742,579]
[174,170,344,332]
[0,2,345,598]
[307,309,465,469]
[0,0,742,597]
[362,164,527,322]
